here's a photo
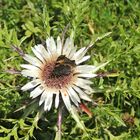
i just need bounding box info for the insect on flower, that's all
[49,55,76,78]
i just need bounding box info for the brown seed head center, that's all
[41,55,76,89]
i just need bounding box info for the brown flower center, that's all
[41,55,76,89]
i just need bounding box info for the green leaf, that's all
[92,61,110,73]
[22,99,39,119]
[104,108,126,127]
[70,106,86,131]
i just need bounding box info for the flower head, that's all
[21,36,98,112]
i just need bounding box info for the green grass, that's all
[0,0,140,139]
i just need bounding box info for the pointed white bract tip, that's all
[55,93,59,109]
[21,87,26,91]
[77,73,97,78]
[39,101,43,106]
[44,106,47,111]
[76,55,90,64]
[92,61,109,73]
[57,36,61,40]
